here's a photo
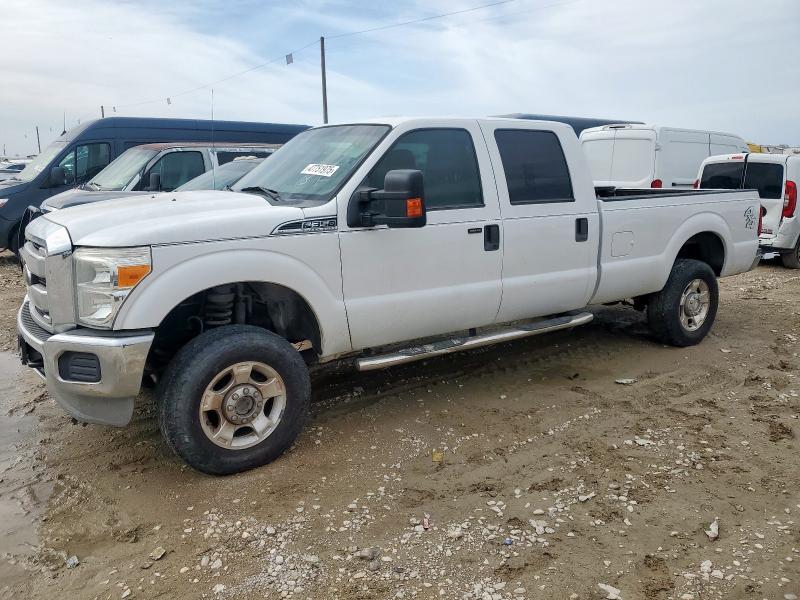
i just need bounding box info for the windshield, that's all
[86,146,158,190]
[233,124,390,202]
[176,159,262,192]
[14,141,66,182]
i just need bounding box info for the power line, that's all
[113,38,320,110]
[82,0,589,120]
[326,0,517,39]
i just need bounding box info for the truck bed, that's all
[590,188,760,305]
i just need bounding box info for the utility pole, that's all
[320,36,328,124]
[35,126,41,153]
[100,105,105,118]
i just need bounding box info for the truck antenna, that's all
[211,88,216,190]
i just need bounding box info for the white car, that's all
[580,124,748,189]
[697,153,799,267]
[17,117,760,474]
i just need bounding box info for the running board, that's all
[356,311,593,371]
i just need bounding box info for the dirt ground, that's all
[0,250,798,600]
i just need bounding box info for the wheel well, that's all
[149,282,322,374]
[676,232,725,276]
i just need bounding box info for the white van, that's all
[697,153,800,268]
[580,124,748,189]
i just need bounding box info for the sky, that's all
[1,0,799,156]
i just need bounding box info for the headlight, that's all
[74,247,151,328]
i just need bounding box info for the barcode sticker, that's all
[301,163,339,177]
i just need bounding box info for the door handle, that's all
[484,224,500,251]
[575,218,588,242]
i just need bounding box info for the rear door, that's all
[657,129,710,188]
[744,156,786,238]
[481,122,598,321]
[609,128,656,188]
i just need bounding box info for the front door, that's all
[46,142,111,195]
[338,122,503,350]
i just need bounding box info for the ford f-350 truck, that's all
[17,118,760,474]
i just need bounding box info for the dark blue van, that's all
[498,113,643,136]
[0,117,309,253]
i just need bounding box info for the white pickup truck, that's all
[17,117,760,474]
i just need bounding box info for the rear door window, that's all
[145,151,205,191]
[744,162,784,199]
[700,162,745,189]
[494,129,574,203]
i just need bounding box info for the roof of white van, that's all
[702,153,793,165]
[580,123,745,138]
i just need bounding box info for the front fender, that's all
[113,241,351,357]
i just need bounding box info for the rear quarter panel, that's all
[590,191,759,304]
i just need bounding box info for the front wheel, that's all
[647,259,719,347]
[158,325,311,475]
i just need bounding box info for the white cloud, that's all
[0,0,798,155]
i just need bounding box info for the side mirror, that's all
[147,172,162,191]
[349,169,426,228]
[49,166,66,187]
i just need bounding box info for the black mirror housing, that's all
[49,166,66,187]
[349,169,426,229]
[147,172,162,192]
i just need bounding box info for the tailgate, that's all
[744,157,787,238]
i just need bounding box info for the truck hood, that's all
[42,188,150,211]
[42,190,307,247]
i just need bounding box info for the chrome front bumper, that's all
[17,299,154,426]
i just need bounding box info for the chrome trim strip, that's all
[357,312,594,371]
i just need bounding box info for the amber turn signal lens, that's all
[117,264,151,288]
[406,197,423,218]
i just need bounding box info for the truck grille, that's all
[20,300,51,342]
[18,217,75,333]
[21,238,52,329]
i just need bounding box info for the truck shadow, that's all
[309,304,652,416]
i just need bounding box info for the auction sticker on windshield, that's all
[301,164,339,177]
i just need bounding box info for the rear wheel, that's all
[647,259,718,347]
[158,325,311,475]
[780,240,800,269]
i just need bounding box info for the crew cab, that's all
[17,118,760,475]
[697,152,800,268]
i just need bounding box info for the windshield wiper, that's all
[240,186,282,202]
